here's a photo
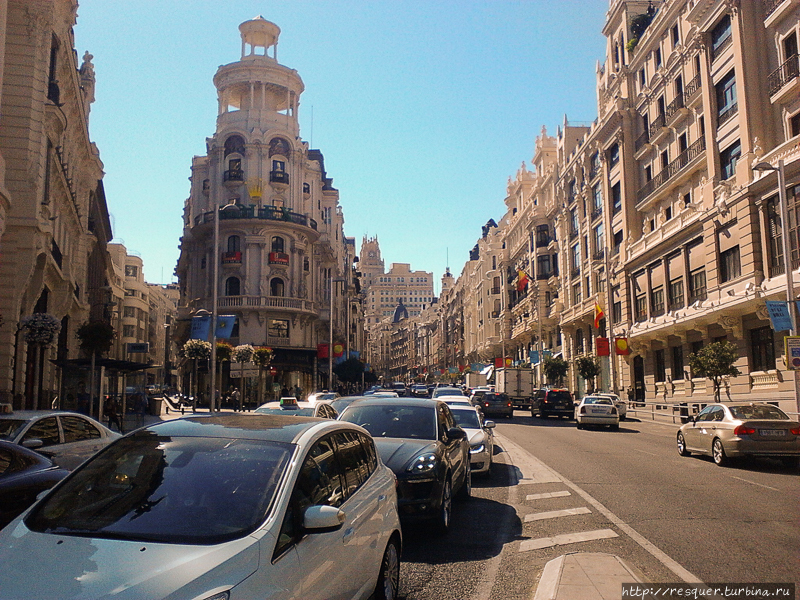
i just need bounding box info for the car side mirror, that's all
[303,505,345,532]
[484,420,496,429]
[686,416,695,423]
[446,427,467,440]
[22,438,44,450]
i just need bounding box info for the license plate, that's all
[759,429,786,436]
[590,408,608,414]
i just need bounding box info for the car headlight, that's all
[470,444,485,454]
[408,453,438,473]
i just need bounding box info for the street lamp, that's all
[329,276,346,391]
[753,159,799,413]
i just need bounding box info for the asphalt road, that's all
[397,411,800,600]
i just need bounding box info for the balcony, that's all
[763,0,784,19]
[648,113,666,141]
[216,295,315,314]
[590,207,602,222]
[711,34,732,62]
[223,169,244,183]
[536,271,551,281]
[636,136,705,203]
[665,94,685,124]
[768,54,799,97]
[269,252,290,265]
[717,103,738,128]
[221,251,242,264]
[195,206,317,231]
[592,249,605,261]
[635,130,650,153]
[683,73,702,106]
[270,170,290,185]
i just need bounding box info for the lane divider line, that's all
[524,507,591,522]
[519,528,618,552]
[526,490,571,501]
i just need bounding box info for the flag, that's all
[596,337,610,356]
[594,302,605,329]
[615,337,630,355]
[517,270,530,292]
[317,343,329,359]
[333,343,344,357]
[190,315,211,340]
[215,315,236,339]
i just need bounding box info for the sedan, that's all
[479,392,514,419]
[339,398,470,534]
[437,395,474,408]
[449,406,495,476]
[0,411,120,470]
[410,384,429,398]
[0,414,402,600]
[677,402,800,467]
[591,393,627,420]
[0,441,69,530]
[575,396,620,430]
[254,399,338,419]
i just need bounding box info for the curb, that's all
[534,552,645,600]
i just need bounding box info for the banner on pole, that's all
[766,300,793,331]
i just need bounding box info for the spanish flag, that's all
[594,302,605,328]
[517,270,530,292]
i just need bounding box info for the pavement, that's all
[533,552,645,600]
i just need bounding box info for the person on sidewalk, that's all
[231,387,241,412]
[105,397,123,434]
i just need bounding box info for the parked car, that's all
[254,398,338,419]
[410,384,429,398]
[0,441,69,530]
[677,402,800,467]
[575,396,620,430]
[0,411,121,471]
[0,414,402,600]
[531,388,574,419]
[338,397,470,534]
[449,406,495,476]
[478,392,514,419]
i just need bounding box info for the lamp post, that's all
[754,159,799,413]
[329,276,346,390]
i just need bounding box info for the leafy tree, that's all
[543,356,569,386]
[688,341,741,401]
[76,320,115,356]
[333,357,366,384]
[216,342,233,362]
[576,356,601,393]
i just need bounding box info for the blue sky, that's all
[73,1,609,292]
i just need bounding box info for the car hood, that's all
[0,521,261,600]
[374,438,439,473]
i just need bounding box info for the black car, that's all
[0,441,69,529]
[478,392,514,419]
[339,397,470,534]
[531,388,574,418]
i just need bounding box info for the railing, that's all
[195,206,317,230]
[569,228,579,240]
[591,208,603,222]
[217,296,315,311]
[535,236,551,248]
[711,33,732,61]
[648,113,666,139]
[223,169,244,182]
[665,94,684,120]
[592,249,605,261]
[571,267,581,279]
[767,54,799,96]
[221,251,242,264]
[270,171,290,184]
[717,102,738,127]
[266,336,292,347]
[268,252,290,265]
[537,271,552,281]
[763,0,784,18]
[637,136,705,203]
[683,73,701,103]
[635,130,650,152]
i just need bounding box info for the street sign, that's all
[127,343,149,353]
[785,336,800,371]
[230,362,259,378]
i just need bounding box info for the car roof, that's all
[258,401,315,409]
[341,397,441,409]
[142,413,353,444]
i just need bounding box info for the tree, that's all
[333,357,366,385]
[543,356,569,386]
[688,341,741,402]
[76,320,115,418]
[575,356,601,393]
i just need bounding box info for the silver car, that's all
[677,402,800,467]
[0,411,120,470]
[449,405,495,476]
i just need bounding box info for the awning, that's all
[481,365,494,377]
[50,358,158,373]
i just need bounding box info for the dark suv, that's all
[531,388,573,419]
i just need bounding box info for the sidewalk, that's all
[533,552,645,600]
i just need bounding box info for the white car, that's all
[255,398,338,419]
[449,405,495,476]
[0,414,402,600]
[591,393,627,420]
[307,391,341,403]
[437,395,474,408]
[575,396,620,430]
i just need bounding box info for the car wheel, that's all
[712,438,728,466]
[576,422,584,429]
[374,537,400,600]
[435,478,452,534]
[610,424,619,431]
[780,456,799,469]
[457,463,471,500]
[676,432,690,456]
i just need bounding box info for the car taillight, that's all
[734,425,756,436]
[484,402,490,407]
[579,406,586,414]
[507,402,512,407]
[790,426,800,435]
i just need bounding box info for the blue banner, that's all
[766,300,793,331]
[190,315,211,340]
[471,362,486,372]
[215,315,237,339]
[529,350,539,364]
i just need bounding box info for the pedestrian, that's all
[231,387,241,412]
[105,396,123,433]
[294,384,302,400]
[280,385,289,398]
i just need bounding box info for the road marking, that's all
[524,506,591,522]
[519,528,618,551]
[497,440,561,484]
[729,476,780,491]
[526,490,571,500]
[498,433,704,584]
[634,448,658,457]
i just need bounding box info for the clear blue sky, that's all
[73,1,609,292]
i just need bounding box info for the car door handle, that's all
[342,527,355,543]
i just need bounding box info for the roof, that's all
[141,413,328,444]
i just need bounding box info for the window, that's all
[269,319,289,338]
[124,265,138,278]
[719,246,740,282]
[635,293,647,321]
[271,236,284,253]
[711,14,731,58]
[613,230,623,252]
[750,327,775,372]
[669,277,684,309]
[590,152,601,177]
[323,207,332,225]
[715,70,737,124]
[720,140,741,180]
[766,196,785,276]
[570,209,579,236]
[535,224,550,247]
[611,182,621,213]
[227,235,240,253]
[608,143,620,167]
[270,278,284,296]
[791,113,800,138]
[671,23,680,48]
[123,325,135,338]
[655,47,662,69]
[689,269,706,302]
[651,285,664,316]
[572,282,582,305]
[592,184,603,215]
[639,67,647,89]
[671,346,684,379]
[654,349,666,382]
[333,431,375,496]
[61,416,101,443]
[537,255,552,279]
[22,417,60,448]
[575,329,584,353]
[593,223,604,257]
[124,306,135,318]
[225,277,240,296]
[570,244,580,275]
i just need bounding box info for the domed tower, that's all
[176,17,348,397]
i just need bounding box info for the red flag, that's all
[596,337,610,356]
[317,343,329,359]
[517,270,530,292]
[615,337,630,355]
[594,302,605,329]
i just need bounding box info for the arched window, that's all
[271,236,285,253]
[227,235,240,253]
[270,278,285,297]
[224,135,245,158]
[225,277,240,296]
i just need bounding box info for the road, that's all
[398,411,800,600]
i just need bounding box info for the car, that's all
[254,397,338,418]
[330,395,369,415]
[0,410,121,470]
[306,391,341,403]
[677,402,800,467]
[410,384,429,398]
[437,395,474,408]
[478,392,514,419]
[389,382,407,396]
[575,396,620,430]
[0,441,69,530]
[531,388,574,419]
[338,397,470,534]
[0,414,402,600]
[591,393,627,420]
[365,391,400,397]
[448,406,495,476]
[431,386,463,398]
[468,388,490,407]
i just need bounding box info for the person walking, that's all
[231,387,241,412]
[105,397,123,433]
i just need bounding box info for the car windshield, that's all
[451,410,480,429]
[341,404,435,440]
[432,388,460,397]
[26,432,293,545]
[729,405,789,420]
[254,407,315,417]
[583,397,612,405]
[0,419,27,441]
[548,391,572,402]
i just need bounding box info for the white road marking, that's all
[524,506,591,522]
[526,490,571,500]
[519,528,618,551]
[497,434,704,584]
[729,476,780,491]
[634,448,658,457]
